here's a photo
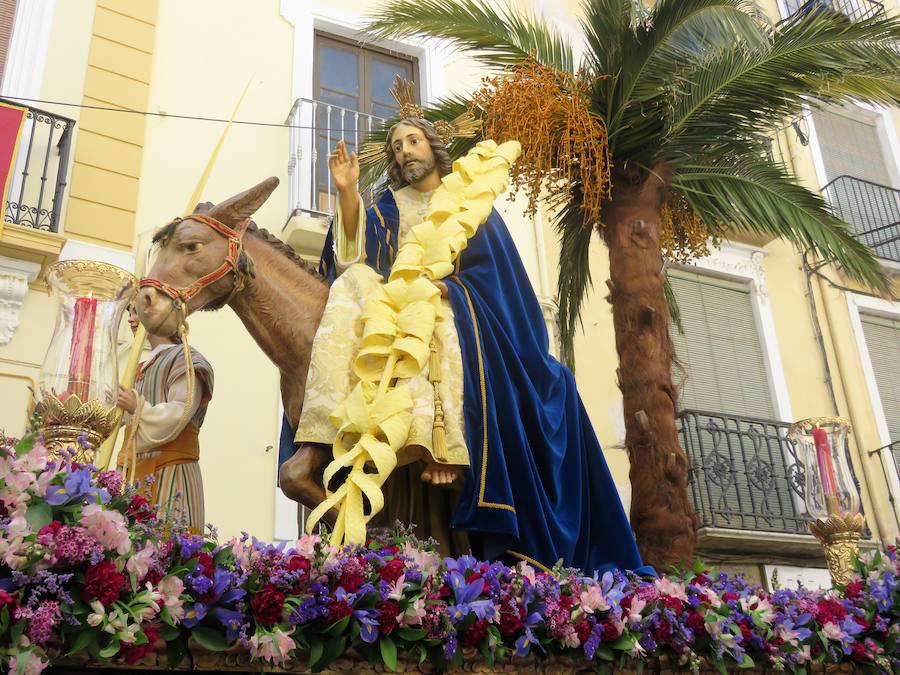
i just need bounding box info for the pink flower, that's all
[401,595,426,627]
[579,585,610,614]
[7,648,48,675]
[516,561,537,586]
[822,622,845,641]
[80,503,131,555]
[403,542,440,578]
[624,596,646,625]
[158,576,185,621]
[386,574,406,601]
[295,534,320,559]
[126,542,156,579]
[249,628,295,665]
[654,577,688,601]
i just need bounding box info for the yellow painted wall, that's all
[64,0,158,250]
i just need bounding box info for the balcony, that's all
[822,175,900,264]
[1,99,74,233]
[781,0,883,22]
[678,409,872,556]
[285,98,386,219]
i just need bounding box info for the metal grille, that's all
[285,98,386,218]
[2,99,74,233]
[780,0,883,21]
[822,175,900,263]
[679,410,809,533]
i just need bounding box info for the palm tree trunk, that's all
[602,164,697,568]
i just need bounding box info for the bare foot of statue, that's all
[278,443,338,526]
[421,461,463,486]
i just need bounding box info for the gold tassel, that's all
[429,339,448,462]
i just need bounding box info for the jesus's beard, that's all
[401,156,436,185]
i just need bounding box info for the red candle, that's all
[67,294,97,401]
[811,426,839,497]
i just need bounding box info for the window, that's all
[860,314,900,462]
[312,34,417,211]
[669,270,775,419]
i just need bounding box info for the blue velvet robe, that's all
[283,190,651,575]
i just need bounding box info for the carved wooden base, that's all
[46,645,864,674]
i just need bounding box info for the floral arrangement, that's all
[1,433,898,674]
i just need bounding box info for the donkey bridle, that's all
[139,213,252,309]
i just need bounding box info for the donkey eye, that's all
[180,242,202,253]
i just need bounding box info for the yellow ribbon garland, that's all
[306,140,522,546]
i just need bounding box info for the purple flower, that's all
[45,468,98,505]
[181,602,208,628]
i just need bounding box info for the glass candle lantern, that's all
[787,417,860,520]
[34,260,137,461]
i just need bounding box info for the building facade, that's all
[0,0,897,587]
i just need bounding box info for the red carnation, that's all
[851,642,872,662]
[338,568,364,593]
[143,568,164,587]
[38,520,62,538]
[815,598,848,626]
[0,590,18,615]
[196,552,215,577]
[127,495,153,523]
[844,580,864,599]
[737,619,754,644]
[651,618,671,644]
[662,595,683,614]
[559,594,574,611]
[465,571,482,585]
[499,609,524,637]
[722,592,740,603]
[82,561,126,606]
[686,611,707,638]
[601,619,622,642]
[463,619,489,648]
[380,559,405,584]
[377,600,400,634]
[118,624,160,665]
[251,584,286,626]
[288,555,311,575]
[575,617,593,643]
[325,600,353,624]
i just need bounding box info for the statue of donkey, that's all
[136,177,464,547]
[135,177,334,514]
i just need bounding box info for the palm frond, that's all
[554,201,595,370]
[601,0,767,143]
[664,270,684,334]
[365,0,573,72]
[674,157,889,293]
[665,10,900,153]
[358,96,479,194]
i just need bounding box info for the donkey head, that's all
[136,176,279,337]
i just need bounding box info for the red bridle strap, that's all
[139,214,252,307]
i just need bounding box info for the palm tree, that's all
[365,0,900,567]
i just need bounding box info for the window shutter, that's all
[669,271,775,419]
[0,0,16,81]
[860,314,900,447]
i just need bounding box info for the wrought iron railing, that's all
[1,99,74,233]
[822,175,900,263]
[780,0,883,22]
[678,410,809,534]
[285,98,386,218]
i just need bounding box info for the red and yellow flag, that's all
[0,102,27,237]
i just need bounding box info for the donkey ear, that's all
[205,177,280,227]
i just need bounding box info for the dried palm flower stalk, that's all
[659,191,718,263]
[472,60,611,223]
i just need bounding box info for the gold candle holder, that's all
[35,260,137,463]
[787,417,865,586]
